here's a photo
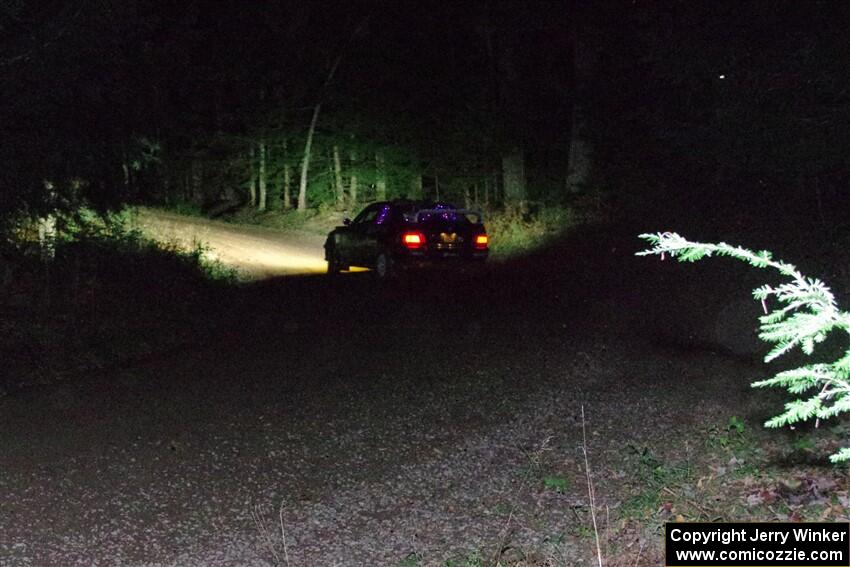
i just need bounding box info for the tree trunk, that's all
[39,180,56,308]
[38,181,56,260]
[297,102,321,211]
[248,147,256,207]
[294,13,370,212]
[410,174,422,199]
[297,42,350,212]
[333,145,344,206]
[327,154,336,200]
[566,19,592,194]
[38,216,56,258]
[501,147,527,203]
[121,145,133,195]
[188,160,202,203]
[265,145,278,211]
[122,161,130,190]
[375,151,386,201]
[258,140,267,211]
[282,139,292,209]
[349,149,358,205]
[566,118,591,194]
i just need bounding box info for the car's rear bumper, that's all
[396,250,488,270]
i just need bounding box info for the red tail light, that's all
[402,232,426,249]
[474,234,489,249]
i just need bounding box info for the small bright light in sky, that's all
[718,74,726,80]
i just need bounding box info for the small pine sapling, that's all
[637,232,850,463]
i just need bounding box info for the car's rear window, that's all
[398,203,482,225]
[415,210,472,224]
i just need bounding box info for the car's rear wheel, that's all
[327,244,342,275]
[374,251,393,279]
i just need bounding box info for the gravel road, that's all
[135,209,329,278]
[0,223,764,566]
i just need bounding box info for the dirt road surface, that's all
[0,222,769,566]
[136,209,329,278]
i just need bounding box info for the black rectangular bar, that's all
[665,522,849,567]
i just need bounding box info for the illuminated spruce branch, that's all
[637,232,850,463]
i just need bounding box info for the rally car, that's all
[324,200,489,277]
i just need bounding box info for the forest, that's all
[2,2,848,242]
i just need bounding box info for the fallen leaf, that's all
[813,476,837,492]
[760,489,777,504]
[746,492,764,507]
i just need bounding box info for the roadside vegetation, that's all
[381,407,850,566]
[157,197,592,261]
[0,209,235,395]
[639,233,850,463]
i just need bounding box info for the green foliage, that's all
[0,207,235,394]
[638,232,850,462]
[727,416,745,435]
[706,415,752,456]
[164,199,204,218]
[397,553,422,567]
[10,207,236,288]
[792,436,816,452]
[443,550,486,567]
[186,241,239,283]
[487,205,574,258]
[543,475,570,493]
[620,445,692,517]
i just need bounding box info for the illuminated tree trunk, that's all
[349,149,358,205]
[297,102,321,211]
[333,145,344,206]
[38,180,57,307]
[38,181,56,260]
[191,160,203,203]
[265,145,279,211]
[122,162,130,190]
[501,147,526,203]
[282,139,292,209]
[486,6,526,206]
[258,140,267,211]
[375,151,386,201]
[248,147,256,207]
[295,16,365,211]
[410,174,422,199]
[566,24,591,194]
[566,118,591,193]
